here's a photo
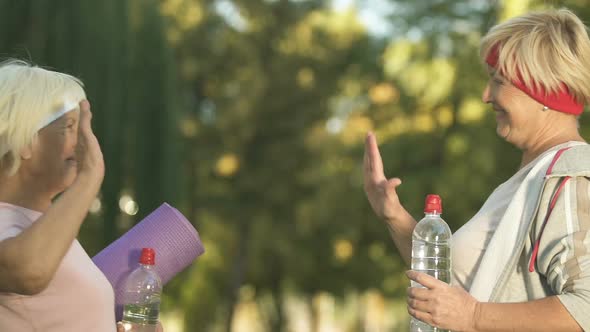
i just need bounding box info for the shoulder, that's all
[549,145,590,177]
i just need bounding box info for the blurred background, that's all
[2,0,590,331]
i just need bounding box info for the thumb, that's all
[387,177,402,188]
[383,178,402,196]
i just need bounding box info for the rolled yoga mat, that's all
[92,203,205,320]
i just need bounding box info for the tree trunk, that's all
[225,223,249,332]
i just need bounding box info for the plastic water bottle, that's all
[121,248,162,332]
[410,194,452,332]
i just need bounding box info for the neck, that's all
[520,132,585,169]
[0,172,54,212]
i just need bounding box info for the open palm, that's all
[363,132,404,222]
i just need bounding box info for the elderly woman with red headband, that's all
[364,8,590,332]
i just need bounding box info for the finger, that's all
[363,133,370,182]
[386,178,402,193]
[364,132,382,188]
[77,103,100,155]
[366,132,385,181]
[407,296,431,311]
[364,132,379,178]
[79,99,90,112]
[157,322,164,332]
[407,286,430,301]
[406,270,441,289]
[78,107,92,133]
[76,108,90,161]
[408,306,434,327]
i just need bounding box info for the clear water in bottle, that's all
[122,297,161,325]
[410,194,452,332]
[121,248,162,332]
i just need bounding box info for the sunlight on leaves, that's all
[368,243,386,262]
[160,0,204,30]
[297,67,315,89]
[413,113,435,133]
[278,9,365,59]
[421,59,456,106]
[435,105,454,128]
[334,239,354,262]
[179,115,199,138]
[369,82,399,105]
[340,114,373,146]
[215,153,240,177]
[400,62,430,98]
[379,113,411,139]
[383,40,413,77]
[500,0,532,21]
[458,97,486,124]
[445,133,469,156]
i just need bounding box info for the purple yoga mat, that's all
[93,203,204,320]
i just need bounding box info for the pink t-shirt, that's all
[0,202,116,331]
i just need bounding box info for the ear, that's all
[19,144,33,160]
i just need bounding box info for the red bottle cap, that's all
[424,194,442,214]
[139,248,156,265]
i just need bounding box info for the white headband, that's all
[37,100,79,130]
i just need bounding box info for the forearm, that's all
[0,175,100,293]
[473,296,581,332]
[384,209,417,266]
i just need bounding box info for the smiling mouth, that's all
[493,107,507,116]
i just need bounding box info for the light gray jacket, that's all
[491,145,590,330]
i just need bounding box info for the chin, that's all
[496,126,510,139]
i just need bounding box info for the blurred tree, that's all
[161,1,375,330]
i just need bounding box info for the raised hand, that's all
[363,132,405,223]
[75,100,105,188]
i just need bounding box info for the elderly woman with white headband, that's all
[365,8,590,332]
[0,60,159,332]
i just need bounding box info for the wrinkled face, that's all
[482,67,546,148]
[23,109,80,195]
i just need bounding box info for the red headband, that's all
[485,45,583,115]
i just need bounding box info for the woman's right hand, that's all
[75,100,105,188]
[363,132,405,224]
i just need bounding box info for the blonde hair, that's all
[480,8,590,105]
[0,59,86,175]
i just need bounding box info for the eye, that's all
[63,123,76,132]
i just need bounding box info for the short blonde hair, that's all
[480,8,590,105]
[0,59,86,175]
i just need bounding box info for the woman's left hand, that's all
[406,270,480,332]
